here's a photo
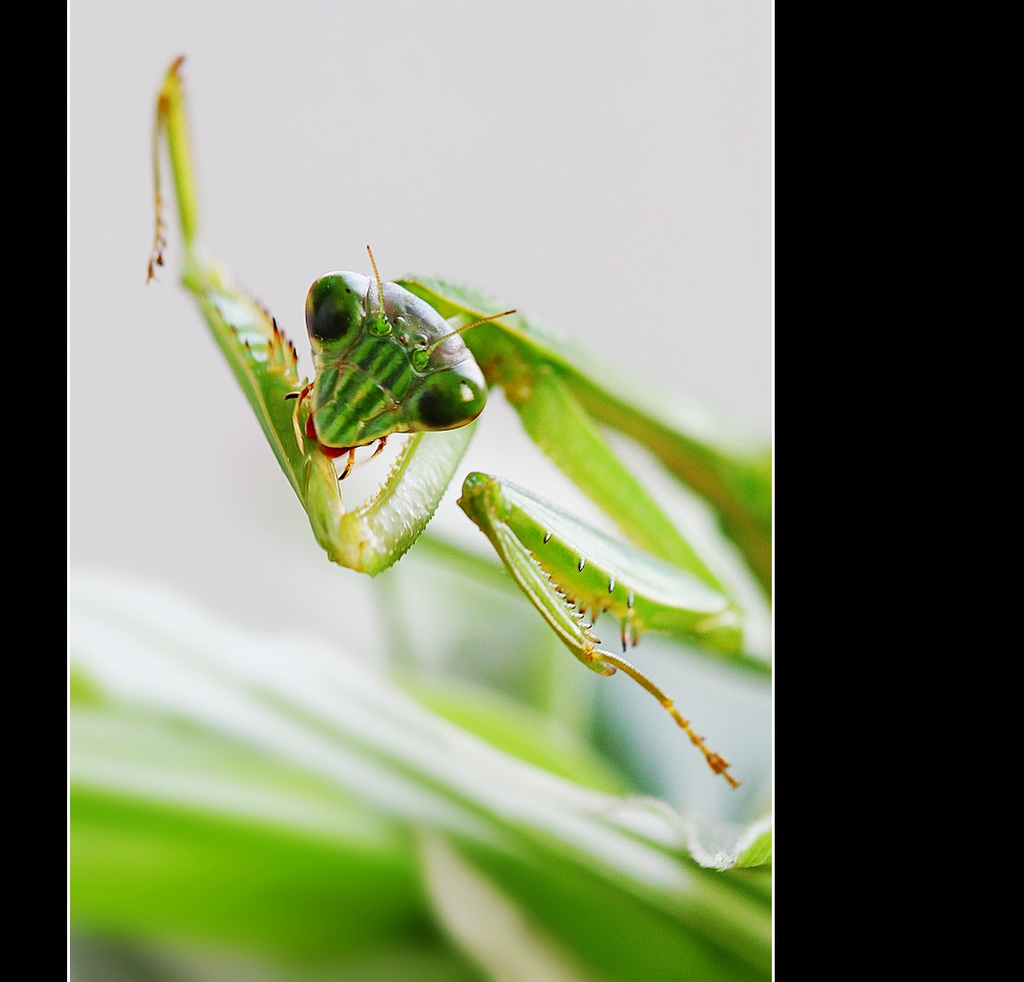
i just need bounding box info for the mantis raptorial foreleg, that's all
[148,58,476,575]
[458,473,743,786]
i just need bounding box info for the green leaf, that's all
[70,571,770,978]
[399,677,633,795]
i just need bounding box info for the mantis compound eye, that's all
[305,272,369,347]
[413,363,487,429]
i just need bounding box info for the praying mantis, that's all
[148,58,771,788]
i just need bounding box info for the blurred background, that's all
[70,2,771,978]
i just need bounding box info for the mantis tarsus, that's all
[148,58,771,788]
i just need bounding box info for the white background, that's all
[70,2,771,663]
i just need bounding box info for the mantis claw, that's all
[290,382,312,454]
[338,449,357,481]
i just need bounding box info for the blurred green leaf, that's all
[72,786,426,961]
[70,571,770,979]
[398,677,633,795]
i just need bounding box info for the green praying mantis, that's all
[148,58,771,789]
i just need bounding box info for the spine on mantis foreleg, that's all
[458,473,740,786]
[147,57,472,576]
[305,426,475,573]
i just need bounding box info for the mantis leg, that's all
[458,472,741,786]
[399,277,771,597]
[149,58,471,576]
[509,368,724,591]
[595,650,739,787]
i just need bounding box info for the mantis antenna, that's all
[366,243,514,347]
[366,245,387,318]
[425,309,517,356]
[366,243,513,350]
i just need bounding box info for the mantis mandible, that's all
[147,58,771,788]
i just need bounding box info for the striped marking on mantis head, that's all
[302,267,507,461]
